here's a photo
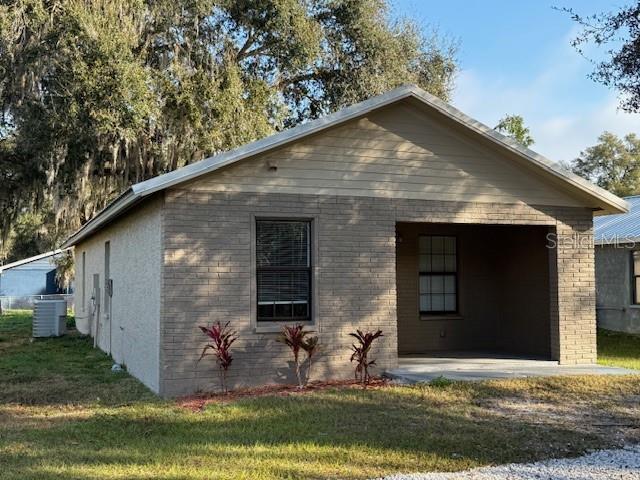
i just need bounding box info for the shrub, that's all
[198,322,238,394]
[301,335,320,384]
[53,250,74,292]
[349,329,383,386]
[277,324,319,388]
[429,375,453,388]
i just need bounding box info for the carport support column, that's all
[549,210,596,365]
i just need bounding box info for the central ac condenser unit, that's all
[33,299,67,337]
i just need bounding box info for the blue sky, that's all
[391,0,639,162]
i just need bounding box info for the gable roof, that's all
[594,195,640,245]
[0,249,69,273]
[62,84,628,248]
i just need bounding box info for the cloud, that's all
[451,29,639,163]
[535,96,639,161]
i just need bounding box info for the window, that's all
[632,251,640,305]
[256,220,311,321]
[419,236,457,314]
[104,241,110,314]
[82,252,86,312]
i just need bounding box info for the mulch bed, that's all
[177,377,390,411]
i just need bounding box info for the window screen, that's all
[632,251,640,305]
[256,220,311,321]
[419,236,457,314]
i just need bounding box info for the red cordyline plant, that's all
[277,324,320,388]
[301,335,320,385]
[198,321,238,394]
[349,329,383,386]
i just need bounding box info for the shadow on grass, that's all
[2,312,639,479]
[0,311,153,406]
[1,387,612,480]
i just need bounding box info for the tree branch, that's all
[240,44,269,59]
[277,69,329,88]
[236,30,255,59]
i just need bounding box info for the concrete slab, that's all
[386,353,637,383]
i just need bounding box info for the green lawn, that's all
[1,310,639,480]
[598,328,640,370]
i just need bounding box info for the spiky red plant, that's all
[301,335,320,384]
[199,321,238,393]
[277,324,318,388]
[349,329,383,386]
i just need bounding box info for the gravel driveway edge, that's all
[374,444,640,479]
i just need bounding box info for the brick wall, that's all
[392,199,595,365]
[160,191,595,397]
[553,211,597,364]
[160,192,397,396]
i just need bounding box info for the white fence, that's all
[1,294,74,311]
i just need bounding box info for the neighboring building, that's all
[594,195,640,334]
[0,249,71,309]
[62,85,627,397]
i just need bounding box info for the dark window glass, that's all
[256,220,311,321]
[419,236,457,313]
[632,251,640,305]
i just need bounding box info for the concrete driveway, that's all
[386,352,637,383]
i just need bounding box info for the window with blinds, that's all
[256,220,311,321]
[419,235,457,314]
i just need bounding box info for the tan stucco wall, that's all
[74,195,163,392]
[160,189,594,397]
[396,223,551,357]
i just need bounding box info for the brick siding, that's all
[159,190,595,397]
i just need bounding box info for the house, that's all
[0,249,71,309]
[62,85,627,397]
[594,195,640,333]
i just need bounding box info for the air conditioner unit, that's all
[33,299,67,337]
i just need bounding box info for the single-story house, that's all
[62,85,627,397]
[594,195,640,333]
[0,249,71,309]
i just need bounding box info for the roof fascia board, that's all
[62,84,629,247]
[61,189,137,248]
[405,89,629,214]
[134,84,626,213]
[62,89,417,248]
[0,248,69,272]
[131,86,417,197]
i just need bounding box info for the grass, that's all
[1,310,639,479]
[598,328,640,370]
[0,310,153,405]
